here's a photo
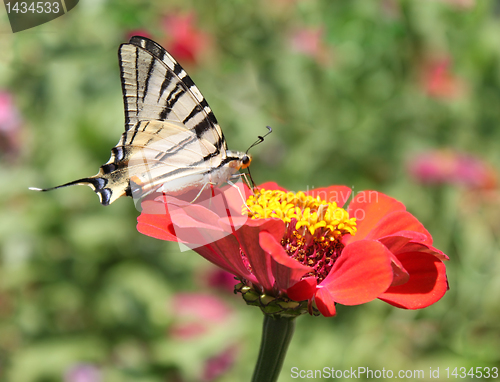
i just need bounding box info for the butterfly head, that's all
[227,151,252,170]
[241,154,252,169]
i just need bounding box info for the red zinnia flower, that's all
[421,57,466,99]
[289,27,333,66]
[137,183,448,317]
[126,29,152,41]
[161,12,211,66]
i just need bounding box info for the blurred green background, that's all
[1,0,500,381]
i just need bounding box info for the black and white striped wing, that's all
[32,36,232,206]
[124,120,225,201]
[119,36,227,154]
[92,36,229,204]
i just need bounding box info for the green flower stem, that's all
[251,314,296,382]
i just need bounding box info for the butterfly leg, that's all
[238,172,253,192]
[227,178,251,211]
[190,181,216,204]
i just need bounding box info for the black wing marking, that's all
[119,36,227,152]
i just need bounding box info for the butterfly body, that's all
[31,36,251,205]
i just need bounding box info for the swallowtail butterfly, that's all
[31,36,252,205]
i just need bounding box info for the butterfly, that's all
[31,36,258,206]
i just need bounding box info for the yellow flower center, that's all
[244,188,357,282]
[245,189,357,242]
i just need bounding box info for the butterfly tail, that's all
[29,175,123,206]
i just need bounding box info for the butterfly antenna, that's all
[245,126,272,190]
[246,125,273,155]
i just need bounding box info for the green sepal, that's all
[234,282,320,318]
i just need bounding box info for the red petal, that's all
[396,242,449,261]
[304,185,352,207]
[170,206,227,245]
[364,211,433,245]
[138,199,256,283]
[215,181,253,216]
[147,196,242,248]
[141,199,172,214]
[257,182,288,192]
[317,240,393,306]
[137,212,178,242]
[389,256,410,287]
[234,219,286,292]
[259,231,311,291]
[379,235,411,255]
[346,191,406,243]
[194,237,257,283]
[287,277,317,302]
[378,252,448,309]
[379,231,426,253]
[314,288,337,317]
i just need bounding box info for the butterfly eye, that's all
[241,155,251,169]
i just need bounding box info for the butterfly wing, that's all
[33,36,230,206]
[109,36,230,202]
[119,36,227,153]
[123,120,222,200]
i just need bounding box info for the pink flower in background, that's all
[169,293,233,340]
[202,345,238,382]
[438,0,475,10]
[409,150,497,190]
[0,91,23,158]
[161,12,211,65]
[380,0,401,19]
[290,27,322,57]
[0,92,21,130]
[421,57,466,99]
[169,293,238,381]
[204,267,238,293]
[64,364,101,382]
[289,27,333,66]
[267,0,301,16]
